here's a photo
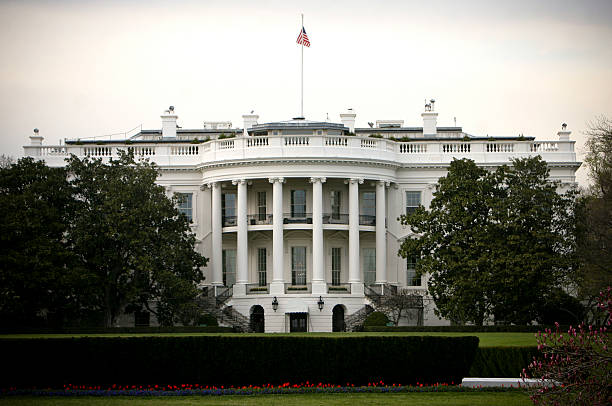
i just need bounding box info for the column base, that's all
[350,282,364,295]
[233,283,247,297]
[311,281,327,295]
[270,282,285,295]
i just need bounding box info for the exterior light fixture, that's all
[317,296,324,311]
[272,296,279,311]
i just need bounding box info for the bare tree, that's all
[378,289,427,326]
[0,154,15,169]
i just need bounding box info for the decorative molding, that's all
[268,177,286,184]
[345,178,364,185]
[231,179,247,186]
[309,177,327,183]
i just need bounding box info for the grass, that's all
[0,332,537,347]
[0,392,532,406]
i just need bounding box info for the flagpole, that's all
[300,13,304,118]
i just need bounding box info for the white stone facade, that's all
[23,104,580,332]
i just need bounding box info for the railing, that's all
[284,136,309,146]
[219,139,235,149]
[399,143,427,153]
[128,146,156,156]
[247,137,269,147]
[246,283,269,294]
[442,143,471,153]
[247,214,273,225]
[486,143,514,153]
[171,145,199,155]
[327,283,351,293]
[284,283,312,294]
[322,213,349,224]
[222,216,237,227]
[531,142,559,152]
[359,215,376,226]
[283,213,313,224]
[325,137,348,146]
[360,139,377,148]
[215,285,233,306]
[84,146,113,157]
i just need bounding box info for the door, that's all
[289,313,308,332]
[332,305,345,332]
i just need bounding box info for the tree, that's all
[399,157,578,325]
[576,116,612,324]
[0,158,83,327]
[66,151,208,327]
[377,289,427,326]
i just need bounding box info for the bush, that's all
[196,314,218,327]
[363,311,390,327]
[469,347,539,377]
[0,335,479,388]
[363,325,570,333]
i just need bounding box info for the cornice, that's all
[196,158,400,170]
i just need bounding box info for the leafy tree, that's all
[0,158,83,327]
[399,157,578,325]
[66,151,207,327]
[576,116,612,324]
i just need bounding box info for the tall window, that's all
[257,191,267,221]
[222,193,236,226]
[257,248,267,286]
[331,247,342,286]
[405,191,421,215]
[291,246,307,285]
[176,193,193,222]
[291,190,306,217]
[222,249,236,287]
[363,248,376,285]
[407,255,421,286]
[362,192,376,217]
[330,190,341,220]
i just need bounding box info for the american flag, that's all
[296,27,310,47]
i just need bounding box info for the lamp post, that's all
[317,296,324,311]
[272,296,279,311]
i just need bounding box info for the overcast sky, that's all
[1,0,611,185]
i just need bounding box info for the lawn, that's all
[0,332,537,347]
[0,392,532,406]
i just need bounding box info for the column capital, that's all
[268,177,285,184]
[309,177,327,184]
[426,183,437,190]
[232,179,247,186]
[345,178,364,185]
[204,181,220,189]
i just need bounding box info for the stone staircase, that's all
[196,287,251,332]
[345,305,374,331]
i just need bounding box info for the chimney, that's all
[558,123,571,141]
[340,108,356,133]
[242,113,259,130]
[161,106,178,138]
[421,99,438,136]
[30,128,43,145]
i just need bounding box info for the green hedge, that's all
[469,347,539,377]
[363,325,567,333]
[0,336,478,388]
[0,326,233,334]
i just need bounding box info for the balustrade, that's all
[399,143,427,153]
[442,143,471,153]
[486,143,514,153]
[247,137,269,147]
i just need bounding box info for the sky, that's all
[1,0,611,186]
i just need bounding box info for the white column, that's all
[270,177,285,295]
[209,182,223,286]
[375,181,387,284]
[310,177,326,294]
[233,179,248,296]
[348,178,364,294]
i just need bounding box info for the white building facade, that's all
[23,103,580,332]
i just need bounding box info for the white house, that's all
[23,102,580,332]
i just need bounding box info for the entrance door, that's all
[332,305,345,332]
[250,305,265,333]
[289,313,308,332]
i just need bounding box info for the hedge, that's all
[363,325,569,333]
[0,336,478,388]
[0,326,233,334]
[469,346,539,377]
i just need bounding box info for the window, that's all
[222,193,236,226]
[257,192,267,221]
[291,246,307,285]
[407,255,421,286]
[222,249,236,287]
[363,248,376,285]
[330,190,341,220]
[362,192,376,217]
[257,248,267,286]
[291,190,306,217]
[405,191,421,215]
[331,247,342,286]
[176,193,193,222]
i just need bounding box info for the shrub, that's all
[364,311,390,327]
[0,335,479,388]
[469,347,539,377]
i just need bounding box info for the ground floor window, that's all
[331,247,341,285]
[290,313,307,332]
[257,248,267,286]
[363,248,376,284]
[406,255,421,286]
[291,246,306,285]
[222,249,236,287]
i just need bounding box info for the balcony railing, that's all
[222,215,237,227]
[247,214,273,225]
[323,213,349,224]
[283,213,312,224]
[284,283,312,294]
[359,215,376,226]
[246,283,269,294]
[327,283,351,293]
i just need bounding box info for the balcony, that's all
[284,283,312,294]
[359,215,376,226]
[322,213,349,224]
[248,214,273,225]
[283,213,312,224]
